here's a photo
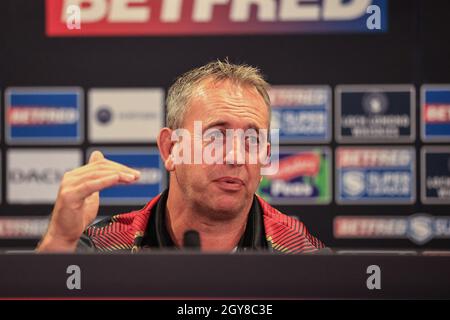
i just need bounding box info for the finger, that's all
[99,159,141,176]
[72,174,124,200]
[71,170,139,184]
[88,150,104,164]
[71,159,141,177]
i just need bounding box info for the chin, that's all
[208,192,250,216]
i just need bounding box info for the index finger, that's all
[72,158,141,177]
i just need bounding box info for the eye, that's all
[246,135,259,145]
[204,129,224,141]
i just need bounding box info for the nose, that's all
[225,133,245,166]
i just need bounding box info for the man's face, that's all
[172,79,270,219]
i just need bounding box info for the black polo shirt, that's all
[141,190,268,251]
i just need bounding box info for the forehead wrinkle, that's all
[190,79,269,128]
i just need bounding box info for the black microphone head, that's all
[183,230,201,250]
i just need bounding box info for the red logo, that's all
[270,152,320,181]
[424,104,450,123]
[46,0,379,37]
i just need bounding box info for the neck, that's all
[165,184,252,252]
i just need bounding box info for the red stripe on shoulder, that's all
[257,195,325,253]
[85,194,162,252]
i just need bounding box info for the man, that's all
[37,60,324,253]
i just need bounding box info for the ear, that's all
[157,127,175,171]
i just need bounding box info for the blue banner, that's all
[6,87,83,144]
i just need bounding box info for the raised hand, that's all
[36,150,140,252]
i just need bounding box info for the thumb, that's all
[88,150,104,164]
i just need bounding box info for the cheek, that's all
[178,164,212,183]
[247,165,262,188]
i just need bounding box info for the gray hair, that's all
[166,59,271,129]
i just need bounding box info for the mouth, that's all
[214,176,245,191]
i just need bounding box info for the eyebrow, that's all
[203,120,262,131]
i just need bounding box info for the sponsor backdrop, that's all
[1,0,450,250]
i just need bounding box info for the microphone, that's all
[183,230,201,250]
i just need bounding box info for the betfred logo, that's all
[421,85,450,142]
[335,147,415,204]
[336,148,412,168]
[334,214,450,245]
[5,87,83,144]
[46,0,387,36]
[8,108,78,125]
[269,86,331,143]
[0,217,49,239]
[424,105,450,123]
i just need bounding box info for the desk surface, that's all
[0,252,449,299]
